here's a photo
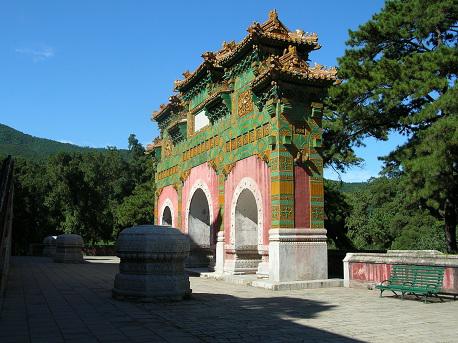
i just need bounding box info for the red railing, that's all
[0,155,14,298]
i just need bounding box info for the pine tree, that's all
[329,0,458,252]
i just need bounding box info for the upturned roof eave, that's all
[174,62,223,93]
[251,69,336,92]
[219,33,319,68]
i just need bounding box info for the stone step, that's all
[190,270,344,290]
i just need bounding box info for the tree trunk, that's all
[444,198,457,253]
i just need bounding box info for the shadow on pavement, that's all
[2,256,363,342]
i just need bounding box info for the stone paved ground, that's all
[1,257,456,343]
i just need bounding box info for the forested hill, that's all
[0,123,107,160]
[326,180,367,194]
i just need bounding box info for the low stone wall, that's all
[343,250,458,293]
[83,245,116,256]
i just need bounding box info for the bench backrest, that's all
[411,265,444,291]
[390,264,415,286]
[389,264,444,291]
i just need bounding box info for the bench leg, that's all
[380,289,384,298]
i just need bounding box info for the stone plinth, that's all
[223,249,262,275]
[42,236,57,257]
[112,225,191,301]
[215,231,225,274]
[54,234,84,263]
[269,228,328,282]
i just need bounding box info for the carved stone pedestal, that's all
[43,235,57,257]
[112,225,191,302]
[224,247,262,275]
[268,228,328,282]
[256,251,269,278]
[54,234,84,263]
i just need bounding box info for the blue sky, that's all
[0,0,403,182]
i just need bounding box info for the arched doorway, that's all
[188,189,211,247]
[235,189,258,249]
[233,188,262,273]
[187,188,213,268]
[161,206,172,226]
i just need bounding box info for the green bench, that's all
[376,264,444,303]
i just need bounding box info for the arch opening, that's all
[161,206,172,226]
[232,187,262,274]
[188,188,211,247]
[235,189,259,249]
[187,188,213,268]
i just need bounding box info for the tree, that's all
[44,150,134,244]
[114,182,155,233]
[12,158,53,254]
[114,142,157,234]
[346,176,446,251]
[324,180,354,249]
[329,0,458,252]
[128,134,145,158]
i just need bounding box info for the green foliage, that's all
[329,0,458,252]
[114,182,155,233]
[44,150,135,243]
[12,158,52,254]
[324,180,354,249]
[10,135,156,252]
[345,176,448,252]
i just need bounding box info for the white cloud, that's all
[15,46,55,62]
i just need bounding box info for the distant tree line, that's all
[8,134,155,254]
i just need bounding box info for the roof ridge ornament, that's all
[278,45,308,72]
[202,51,217,64]
[309,62,337,80]
[269,9,278,20]
[260,9,289,35]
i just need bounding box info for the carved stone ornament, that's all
[163,139,173,158]
[255,151,270,165]
[180,169,191,183]
[222,162,236,178]
[54,234,84,263]
[208,159,218,172]
[112,225,191,301]
[238,90,253,117]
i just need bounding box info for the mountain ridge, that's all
[0,123,110,160]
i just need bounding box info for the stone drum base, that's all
[54,234,84,264]
[113,225,191,302]
[113,272,191,302]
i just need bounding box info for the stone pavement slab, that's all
[1,256,457,342]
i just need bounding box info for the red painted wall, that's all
[157,185,179,228]
[294,165,310,228]
[349,262,458,292]
[181,162,219,240]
